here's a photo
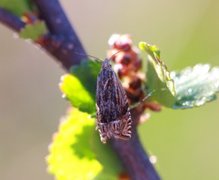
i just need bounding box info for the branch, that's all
[0,1,87,70]
[33,0,87,70]
[33,0,74,36]
[112,131,160,180]
[0,8,24,32]
[111,108,160,180]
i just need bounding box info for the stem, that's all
[33,0,74,36]
[112,130,160,180]
[112,107,160,179]
[33,0,87,70]
[0,8,25,32]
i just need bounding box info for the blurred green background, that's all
[0,0,219,179]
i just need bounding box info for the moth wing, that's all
[112,73,129,115]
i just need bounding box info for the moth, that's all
[96,58,132,143]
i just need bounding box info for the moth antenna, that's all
[73,52,103,63]
[74,50,123,64]
[130,90,156,110]
[129,86,174,110]
[108,50,123,60]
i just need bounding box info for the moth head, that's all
[101,59,112,69]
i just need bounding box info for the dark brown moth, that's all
[96,58,132,143]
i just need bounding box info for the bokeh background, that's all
[0,0,219,179]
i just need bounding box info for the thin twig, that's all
[0,8,24,32]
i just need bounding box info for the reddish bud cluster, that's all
[107,34,162,113]
[107,34,144,104]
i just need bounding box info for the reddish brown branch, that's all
[33,0,87,70]
[112,130,160,180]
[0,1,87,70]
[112,107,160,180]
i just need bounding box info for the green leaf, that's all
[91,131,124,179]
[171,64,219,109]
[70,60,101,100]
[60,60,101,114]
[139,42,176,107]
[139,42,219,109]
[47,108,123,180]
[0,0,32,16]
[19,21,48,41]
[60,74,95,114]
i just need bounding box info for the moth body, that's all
[96,59,132,143]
